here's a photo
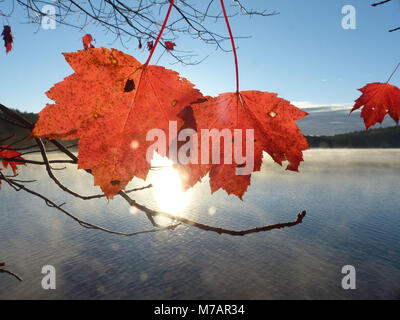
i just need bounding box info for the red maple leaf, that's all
[0,145,25,175]
[1,25,13,54]
[165,41,176,51]
[32,48,203,199]
[172,104,212,192]
[190,91,309,199]
[351,82,400,130]
[82,34,95,50]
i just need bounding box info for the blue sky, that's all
[1,0,400,114]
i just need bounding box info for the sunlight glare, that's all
[151,153,190,217]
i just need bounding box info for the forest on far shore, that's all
[1,109,399,148]
[307,126,400,148]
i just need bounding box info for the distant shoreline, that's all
[1,110,399,149]
[306,126,400,148]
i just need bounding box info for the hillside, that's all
[307,126,400,148]
[1,110,399,148]
[0,109,38,144]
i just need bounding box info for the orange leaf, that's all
[32,48,203,199]
[191,91,309,199]
[351,82,400,130]
[82,34,94,50]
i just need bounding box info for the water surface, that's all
[0,149,399,299]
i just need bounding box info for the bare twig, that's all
[0,134,15,143]
[0,170,180,237]
[11,0,277,64]
[372,0,391,6]
[120,190,307,236]
[0,262,23,282]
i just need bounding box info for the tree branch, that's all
[372,0,391,6]
[12,0,277,64]
[0,262,23,282]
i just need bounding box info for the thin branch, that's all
[0,262,23,282]
[372,0,391,6]
[0,104,34,130]
[0,134,15,143]
[0,171,179,237]
[12,0,277,64]
[232,0,279,17]
[0,156,75,165]
[119,192,307,236]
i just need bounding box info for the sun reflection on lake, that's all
[150,153,191,219]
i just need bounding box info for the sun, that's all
[150,153,191,217]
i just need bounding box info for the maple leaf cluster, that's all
[32,47,309,200]
[0,146,25,190]
[3,0,399,208]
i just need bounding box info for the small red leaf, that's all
[82,34,95,50]
[165,41,176,51]
[0,146,25,175]
[351,82,400,130]
[1,25,13,54]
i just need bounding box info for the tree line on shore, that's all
[1,110,399,148]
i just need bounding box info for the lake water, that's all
[0,149,399,299]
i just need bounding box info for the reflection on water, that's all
[150,153,190,217]
[0,149,399,299]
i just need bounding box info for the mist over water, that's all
[0,149,399,299]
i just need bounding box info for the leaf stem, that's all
[220,0,240,93]
[145,0,175,66]
[386,61,400,84]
